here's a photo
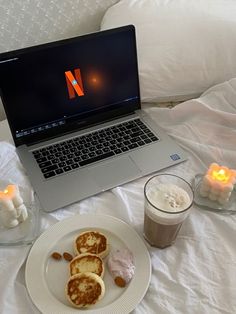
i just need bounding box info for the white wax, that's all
[0,199,15,211]
[12,194,23,208]
[0,207,19,228]
[199,174,234,204]
[0,185,28,228]
[9,185,23,207]
[16,204,28,222]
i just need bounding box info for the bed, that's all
[0,1,236,313]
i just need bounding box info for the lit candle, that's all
[0,185,27,228]
[0,185,23,208]
[199,163,236,204]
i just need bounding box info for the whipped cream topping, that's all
[107,248,135,285]
[147,183,191,212]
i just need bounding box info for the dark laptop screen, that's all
[0,25,140,146]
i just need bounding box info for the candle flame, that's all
[212,169,227,182]
[3,189,8,194]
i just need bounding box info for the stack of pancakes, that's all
[65,230,109,308]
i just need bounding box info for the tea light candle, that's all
[199,163,236,204]
[0,185,28,228]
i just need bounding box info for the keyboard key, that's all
[51,158,59,164]
[55,169,64,174]
[74,157,81,162]
[41,165,58,173]
[88,152,96,158]
[114,149,121,154]
[138,140,145,146]
[63,166,71,172]
[121,146,129,152]
[103,147,110,153]
[44,171,56,178]
[140,134,148,139]
[66,159,74,165]
[150,136,159,141]
[36,157,47,163]
[71,163,80,169]
[74,151,81,157]
[33,153,42,159]
[128,143,138,149]
[59,156,67,161]
[39,161,51,168]
[58,162,66,167]
[130,137,140,143]
[81,154,89,160]
[124,140,131,145]
[130,131,143,138]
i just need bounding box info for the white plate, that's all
[25,214,151,314]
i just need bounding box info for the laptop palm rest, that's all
[89,156,141,190]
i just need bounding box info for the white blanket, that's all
[0,78,236,314]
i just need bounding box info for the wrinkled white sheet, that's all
[0,79,236,314]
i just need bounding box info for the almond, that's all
[51,252,62,260]
[63,252,73,261]
[114,276,126,287]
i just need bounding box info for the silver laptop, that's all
[0,25,187,212]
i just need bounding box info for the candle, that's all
[199,163,236,204]
[16,204,28,222]
[0,184,28,228]
[0,207,19,228]
[0,185,23,208]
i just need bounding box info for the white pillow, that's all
[101,0,236,102]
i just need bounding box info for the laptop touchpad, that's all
[89,156,141,190]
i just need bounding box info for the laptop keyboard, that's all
[32,119,159,179]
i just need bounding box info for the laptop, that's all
[0,25,187,212]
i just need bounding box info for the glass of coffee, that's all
[143,174,194,248]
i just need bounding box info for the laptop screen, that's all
[0,25,140,146]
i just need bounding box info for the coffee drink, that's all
[143,174,193,248]
[144,212,183,248]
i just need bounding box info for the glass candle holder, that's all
[0,181,40,246]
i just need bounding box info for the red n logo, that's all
[65,68,84,99]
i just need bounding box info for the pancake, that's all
[74,230,109,258]
[69,253,105,278]
[65,272,105,308]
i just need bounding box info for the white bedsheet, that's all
[0,78,236,314]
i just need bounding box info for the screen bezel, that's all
[0,25,141,147]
